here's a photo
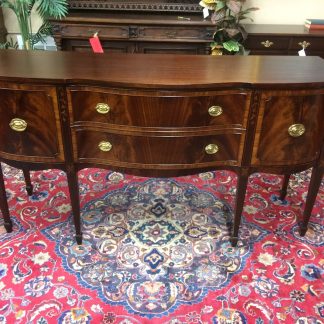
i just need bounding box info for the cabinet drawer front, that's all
[0,86,64,162]
[60,24,129,39]
[69,89,250,128]
[74,130,242,167]
[252,92,324,166]
[245,36,290,50]
[138,26,212,40]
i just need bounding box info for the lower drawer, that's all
[73,130,243,168]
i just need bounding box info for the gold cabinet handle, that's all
[205,144,219,155]
[298,41,310,49]
[9,118,27,132]
[95,103,110,114]
[208,105,223,117]
[288,124,305,137]
[261,40,274,48]
[98,141,112,152]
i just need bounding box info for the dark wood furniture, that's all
[0,50,323,246]
[50,7,324,57]
[51,11,215,54]
[0,8,7,43]
[245,25,324,58]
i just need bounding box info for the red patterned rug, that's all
[0,163,323,324]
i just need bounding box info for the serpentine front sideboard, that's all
[0,50,323,246]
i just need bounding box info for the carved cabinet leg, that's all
[279,174,290,200]
[22,169,33,196]
[66,166,82,244]
[300,166,323,236]
[231,169,250,247]
[0,165,13,232]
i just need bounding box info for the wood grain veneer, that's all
[0,50,323,246]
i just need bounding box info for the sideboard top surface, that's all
[245,24,324,36]
[0,50,324,88]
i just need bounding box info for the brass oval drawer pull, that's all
[205,144,219,155]
[288,124,305,137]
[261,40,274,48]
[98,141,112,152]
[298,41,310,49]
[9,118,27,132]
[208,105,223,117]
[95,103,110,114]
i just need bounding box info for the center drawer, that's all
[68,88,250,128]
[73,129,243,168]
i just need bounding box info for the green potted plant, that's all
[0,0,68,50]
[200,0,258,55]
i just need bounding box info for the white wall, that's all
[3,8,42,34]
[2,0,324,33]
[244,0,324,25]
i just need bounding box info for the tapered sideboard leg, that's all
[230,169,249,247]
[279,174,290,200]
[0,165,13,232]
[300,166,323,236]
[22,169,33,196]
[66,167,82,245]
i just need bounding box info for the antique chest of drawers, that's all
[0,51,323,246]
[245,25,324,58]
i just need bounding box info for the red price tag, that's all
[89,34,104,53]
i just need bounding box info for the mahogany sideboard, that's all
[0,50,323,246]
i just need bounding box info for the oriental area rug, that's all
[0,163,323,324]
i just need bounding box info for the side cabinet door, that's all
[251,91,324,166]
[0,84,64,162]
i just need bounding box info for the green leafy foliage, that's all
[0,0,68,49]
[200,0,259,55]
[0,37,18,49]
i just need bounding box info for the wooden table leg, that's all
[22,169,33,196]
[230,168,249,247]
[0,164,13,232]
[279,174,290,200]
[66,166,82,244]
[300,165,323,236]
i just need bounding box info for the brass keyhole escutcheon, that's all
[9,118,27,132]
[208,106,223,117]
[95,103,110,114]
[288,124,305,137]
[205,144,219,155]
[98,141,112,152]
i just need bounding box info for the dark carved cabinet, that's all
[0,51,323,246]
[51,0,214,54]
[51,12,214,54]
